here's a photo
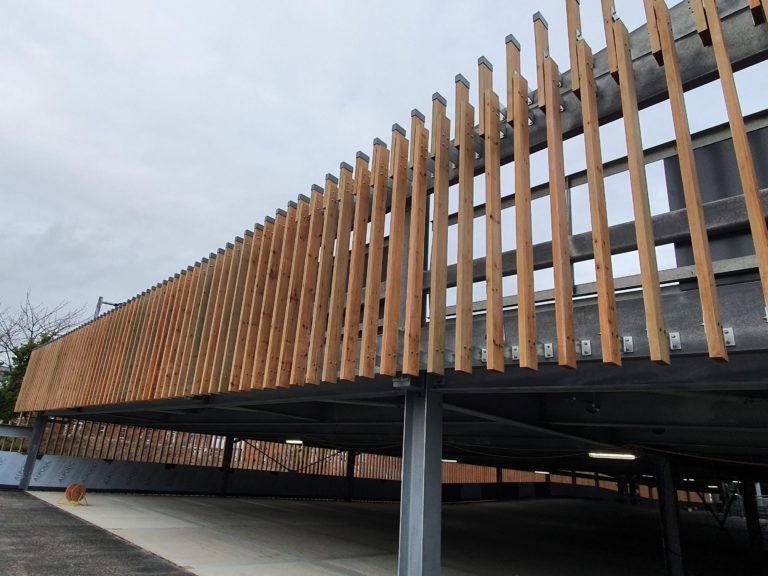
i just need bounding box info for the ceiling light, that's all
[441,459,458,463]
[286,439,303,445]
[588,451,637,460]
[534,471,550,475]
[707,485,719,489]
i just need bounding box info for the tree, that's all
[0,293,85,421]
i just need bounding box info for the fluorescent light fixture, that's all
[441,458,458,463]
[588,451,637,461]
[707,485,719,489]
[285,439,303,445]
[534,471,550,475]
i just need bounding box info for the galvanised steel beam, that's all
[0,425,32,439]
[19,414,46,491]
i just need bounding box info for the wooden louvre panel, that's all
[172,262,205,396]
[340,152,372,382]
[218,229,259,392]
[577,39,621,366]
[544,54,576,369]
[403,112,429,377]
[190,249,226,394]
[380,126,409,377]
[359,140,390,379]
[646,0,727,361]
[275,197,312,389]
[478,57,493,137]
[290,181,329,386]
[703,0,768,310]
[484,88,504,373]
[612,18,669,364]
[183,255,218,394]
[260,202,299,389]
[234,218,275,391]
[455,76,475,374]
[427,93,450,376]
[321,162,355,383]
[307,170,342,385]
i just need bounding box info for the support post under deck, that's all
[741,480,763,551]
[346,450,357,502]
[656,457,686,576]
[19,413,46,491]
[398,386,443,576]
[219,435,235,496]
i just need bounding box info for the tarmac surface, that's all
[2,490,766,575]
[0,490,190,576]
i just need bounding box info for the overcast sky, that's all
[2,1,766,321]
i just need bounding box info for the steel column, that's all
[656,458,686,576]
[19,413,47,491]
[219,435,235,496]
[741,480,763,551]
[346,450,357,502]
[398,386,443,576]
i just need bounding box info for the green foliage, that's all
[0,334,52,421]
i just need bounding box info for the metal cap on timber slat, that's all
[392,124,406,136]
[202,257,209,263]
[276,208,288,217]
[455,73,470,88]
[373,137,388,149]
[432,92,447,106]
[505,34,521,50]
[533,11,549,28]
[340,161,354,172]
[194,261,201,267]
[244,229,254,237]
[298,194,311,204]
[311,184,325,194]
[411,109,425,122]
[225,242,234,249]
[478,56,493,71]
[235,236,244,243]
[217,247,226,254]
[288,200,298,209]
[326,173,339,184]
[356,150,370,162]
[255,223,264,231]
[264,215,275,224]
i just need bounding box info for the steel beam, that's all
[398,386,443,576]
[19,413,47,491]
[656,457,686,576]
[0,424,32,439]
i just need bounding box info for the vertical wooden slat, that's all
[749,0,767,25]
[644,0,663,64]
[171,261,204,397]
[210,236,248,392]
[256,205,297,389]
[235,218,275,390]
[427,93,450,376]
[127,285,160,401]
[600,0,620,77]
[200,242,236,394]
[704,0,768,309]
[455,76,475,374]
[226,223,266,391]
[182,256,216,394]
[307,170,342,384]
[577,38,621,366]
[690,0,712,46]
[646,0,727,361]
[340,152,372,382]
[484,88,505,373]
[478,57,493,137]
[403,113,429,377]
[158,268,195,397]
[566,0,583,96]
[544,54,577,369]
[381,125,409,377]
[322,162,355,383]
[612,18,669,365]
[190,250,225,394]
[275,196,312,388]
[359,140,390,379]
[534,13,550,111]
[290,181,330,385]
[511,44,537,371]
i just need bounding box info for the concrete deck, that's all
[23,491,766,575]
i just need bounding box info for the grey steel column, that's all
[741,480,763,551]
[656,458,686,576]
[346,450,357,502]
[19,413,47,491]
[398,387,443,576]
[219,435,235,496]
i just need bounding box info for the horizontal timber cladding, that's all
[17,0,768,412]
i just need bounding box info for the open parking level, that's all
[15,491,765,576]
